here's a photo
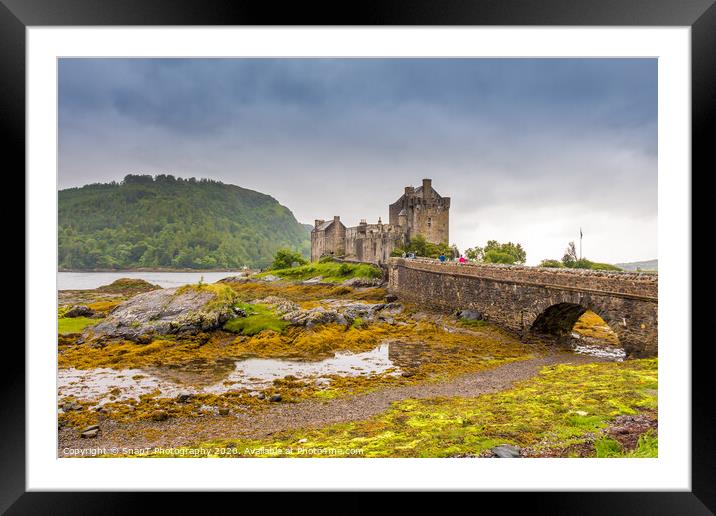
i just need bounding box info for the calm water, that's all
[58,344,400,405]
[58,271,244,290]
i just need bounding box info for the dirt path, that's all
[58,352,604,455]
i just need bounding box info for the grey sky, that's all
[59,58,657,264]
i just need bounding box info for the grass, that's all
[594,430,658,457]
[223,303,289,336]
[158,358,657,458]
[256,261,382,283]
[58,317,96,335]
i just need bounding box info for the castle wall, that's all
[345,224,405,264]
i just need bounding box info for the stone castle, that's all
[311,179,450,264]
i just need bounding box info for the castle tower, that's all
[388,178,450,245]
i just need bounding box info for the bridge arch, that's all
[522,290,622,335]
[527,300,621,353]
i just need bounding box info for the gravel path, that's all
[58,352,604,455]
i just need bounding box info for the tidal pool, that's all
[58,344,401,405]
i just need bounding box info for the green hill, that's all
[58,174,311,270]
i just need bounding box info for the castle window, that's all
[427,217,432,227]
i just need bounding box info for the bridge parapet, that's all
[387,257,658,357]
[388,258,657,300]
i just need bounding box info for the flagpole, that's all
[579,228,583,260]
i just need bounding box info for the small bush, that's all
[270,248,308,270]
[590,262,622,271]
[561,256,622,271]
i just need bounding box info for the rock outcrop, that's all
[64,305,95,318]
[252,296,402,328]
[84,286,237,344]
[341,277,385,288]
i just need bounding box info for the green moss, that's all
[223,303,288,336]
[176,282,237,305]
[256,262,382,283]
[58,317,96,335]
[161,358,657,458]
[458,318,487,329]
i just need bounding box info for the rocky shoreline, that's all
[57,274,657,458]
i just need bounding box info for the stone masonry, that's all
[311,179,450,264]
[388,258,658,357]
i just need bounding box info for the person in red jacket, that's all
[458,255,466,264]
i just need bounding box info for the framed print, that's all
[5,0,712,512]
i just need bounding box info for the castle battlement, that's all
[311,179,450,264]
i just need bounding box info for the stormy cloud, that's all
[59,58,657,264]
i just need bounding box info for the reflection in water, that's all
[573,343,626,361]
[58,344,401,405]
[149,357,238,388]
[59,367,183,406]
[387,340,432,368]
[203,344,399,393]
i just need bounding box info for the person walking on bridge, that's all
[458,255,467,264]
[438,253,446,263]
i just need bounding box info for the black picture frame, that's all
[4,0,709,513]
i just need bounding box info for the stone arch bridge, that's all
[387,258,657,357]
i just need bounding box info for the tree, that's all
[270,248,307,270]
[558,241,622,270]
[562,241,578,267]
[483,250,516,264]
[466,240,526,264]
[58,176,311,270]
[393,235,457,259]
[464,247,483,261]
